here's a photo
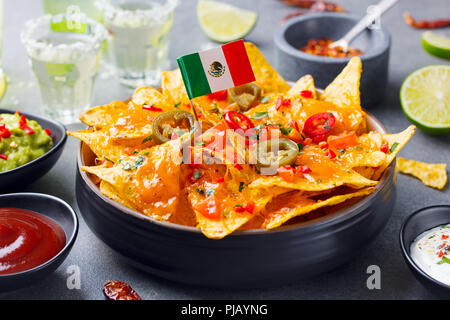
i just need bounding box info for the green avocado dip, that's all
[0,112,53,173]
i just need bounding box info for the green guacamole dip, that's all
[0,113,53,173]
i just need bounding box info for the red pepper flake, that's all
[380,142,389,154]
[142,104,163,112]
[327,150,336,159]
[300,90,313,98]
[275,96,291,111]
[213,177,225,183]
[44,128,52,136]
[0,154,8,160]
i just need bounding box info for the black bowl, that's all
[75,113,397,288]
[0,108,67,193]
[399,205,450,298]
[0,193,78,291]
[274,13,390,107]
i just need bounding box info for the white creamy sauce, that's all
[410,224,450,286]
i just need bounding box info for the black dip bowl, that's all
[75,113,397,288]
[0,193,78,291]
[0,108,67,193]
[274,13,390,107]
[399,205,450,298]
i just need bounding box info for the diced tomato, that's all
[275,97,291,111]
[327,131,358,154]
[298,165,311,174]
[196,196,221,220]
[327,150,336,159]
[206,89,228,101]
[234,205,246,213]
[300,90,313,98]
[245,201,255,214]
[438,251,444,258]
[380,142,389,154]
[277,166,295,182]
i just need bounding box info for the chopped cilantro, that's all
[389,142,399,153]
[253,111,269,119]
[260,96,270,103]
[280,127,293,135]
[297,142,304,151]
[142,134,153,143]
[196,188,204,195]
[437,256,450,265]
[205,189,215,196]
[193,170,202,179]
[239,182,245,192]
[174,102,181,109]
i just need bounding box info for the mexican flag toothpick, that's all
[177,40,255,100]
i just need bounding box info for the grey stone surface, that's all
[0,0,448,300]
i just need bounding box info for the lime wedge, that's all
[197,0,257,43]
[422,31,450,60]
[400,65,450,134]
[0,69,7,102]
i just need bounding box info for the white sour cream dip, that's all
[410,224,450,286]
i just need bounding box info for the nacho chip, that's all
[262,187,376,229]
[79,101,131,128]
[161,69,190,104]
[372,125,416,180]
[397,157,447,190]
[82,140,184,222]
[321,56,362,109]
[244,42,290,94]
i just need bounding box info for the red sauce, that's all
[0,208,66,275]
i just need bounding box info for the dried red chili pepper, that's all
[280,0,345,23]
[103,280,142,300]
[403,12,450,29]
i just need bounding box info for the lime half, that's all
[197,0,257,43]
[400,65,450,135]
[422,31,450,60]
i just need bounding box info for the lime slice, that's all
[0,69,7,102]
[422,31,450,60]
[400,65,450,134]
[197,0,257,43]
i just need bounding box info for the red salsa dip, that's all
[300,38,363,58]
[0,208,66,275]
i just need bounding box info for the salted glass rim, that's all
[21,13,108,56]
[96,0,179,26]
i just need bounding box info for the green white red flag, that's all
[177,40,255,99]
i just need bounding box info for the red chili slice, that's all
[142,104,163,112]
[303,112,336,138]
[275,96,291,111]
[206,89,228,101]
[223,110,254,130]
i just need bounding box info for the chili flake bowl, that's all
[75,112,397,288]
[399,205,450,298]
[0,108,67,193]
[0,193,78,291]
[274,13,391,107]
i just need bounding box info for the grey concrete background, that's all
[0,0,448,300]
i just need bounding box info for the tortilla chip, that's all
[82,140,184,222]
[287,74,317,98]
[131,86,174,108]
[372,125,416,180]
[321,56,362,109]
[161,69,190,104]
[262,187,376,229]
[79,101,130,128]
[244,42,290,94]
[397,157,447,190]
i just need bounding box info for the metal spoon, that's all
[329,0,399,52]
